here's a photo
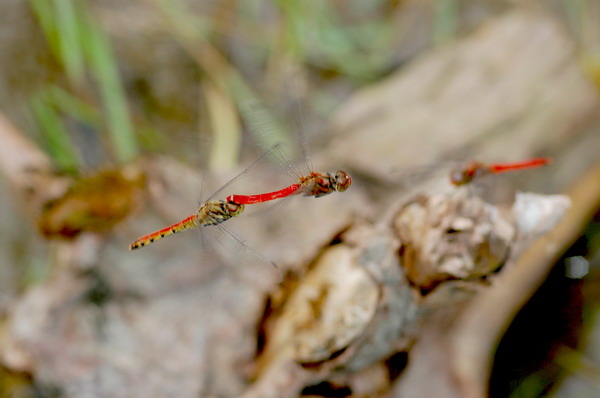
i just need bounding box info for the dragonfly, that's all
[129,147,274,251]
[128,200,244,250]
[226,170,352,205]
[449,157,551,186]
[225,100,352,205]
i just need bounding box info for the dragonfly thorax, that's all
[198,200,245,226]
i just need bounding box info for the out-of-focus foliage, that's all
[29,0,138,168]
[24,0,430,172]
[15,0,600,175]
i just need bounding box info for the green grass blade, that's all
[30,92,80,173]
[53,0,85,83]
[30,0,86,84]
[79,1,138,164]
[45,85,100,126]
[29,0,61,60]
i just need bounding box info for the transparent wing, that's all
[239,99,303,181]
[284,71,314,176]
[207,143,286,202]
[390,160,465,189]
[211,221,282,282]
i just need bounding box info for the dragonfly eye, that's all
[334,171,352,192]
[450,170,466,186]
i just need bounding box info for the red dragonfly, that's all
[129,148,273,250]
[226,101,352,205]
[129,200,244,250]
[226,170,352,205]
[449,157,551,186]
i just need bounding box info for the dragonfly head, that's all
[332,170,352,192]
[449,169,468,186]
[450,162,483,186]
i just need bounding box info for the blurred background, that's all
[0,0,599,397]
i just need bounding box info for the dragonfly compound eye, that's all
[334,171,352,192]
[450,170,466,186]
